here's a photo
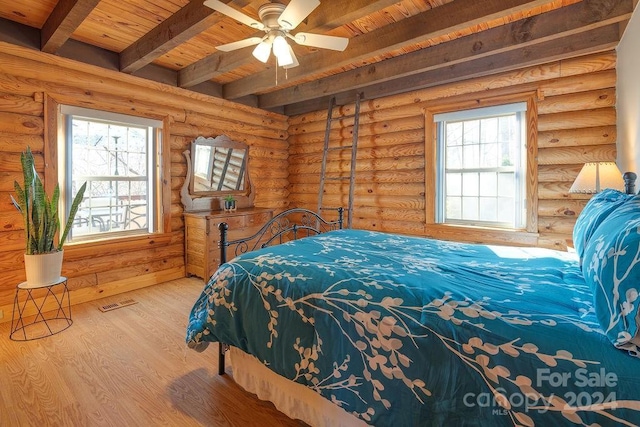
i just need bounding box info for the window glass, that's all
[59,106,161,241]
[435,103,526,229]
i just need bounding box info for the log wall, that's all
[0,42,288,321]
[288,51,618,250]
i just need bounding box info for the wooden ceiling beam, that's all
[120,0,255,74]
[178,0,400,88]
[221,0,554,100]
[283,24,621,116]
[260,0,634,109]
[41,0,101,54]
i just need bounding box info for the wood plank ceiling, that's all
[0,0,634,115]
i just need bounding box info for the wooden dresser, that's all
[184,208,273,281]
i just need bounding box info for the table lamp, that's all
[569,162,624,194]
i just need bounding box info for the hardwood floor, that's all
[0,278,304,426]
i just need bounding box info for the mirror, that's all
[181,135,254,212]
[191,135,248,194]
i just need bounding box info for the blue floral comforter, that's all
[186,229,640,426]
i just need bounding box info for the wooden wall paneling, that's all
[49,89,187,123]
[538,199,586,218]
[287,51,619,249]
[288,51,611,123]
[354,206,426,223]
[525,93,539,234]
[537,88,615,114]
[0,193,17,213]
[0,91,43,115]
[0,44,288,320]
[289,124,425,154]
[0,132,44,153]
[537,145,618,165]
[0,172,25,191]
[0,111,44,135]
[537,107,616,132]
[538,234,571,251]
[538,69,616,97]
[0,151,45,172]
[0,211,22,234]
[538,217,577,236]
[534,65,617,246]
[538,126,616,148]
[537,164,584,182]
[0,230,24,252]
[538,181,591,200]
[351,217,426,235]
[298,181,425,198]
[424,225,539,247]
[0,43,287,126]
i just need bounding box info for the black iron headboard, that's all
[624,172,637,194]
[218,207,344,265]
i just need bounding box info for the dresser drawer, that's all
[245,212,273,227]
[184,208,273,281]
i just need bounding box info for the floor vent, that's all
[98,299,138,312]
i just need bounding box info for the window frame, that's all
[44,95,172,246]
[424,90,539,244]
[435,102,527,229]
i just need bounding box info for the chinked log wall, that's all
[0,42,288,321]
[288,51,618,250]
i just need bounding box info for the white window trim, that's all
[58,105,163,242]
[434,102,527,229]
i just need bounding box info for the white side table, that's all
[10,276,72,341]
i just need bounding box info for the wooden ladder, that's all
[317,93,362,228]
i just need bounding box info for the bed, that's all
[186,196,640,426]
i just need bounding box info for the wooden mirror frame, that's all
[181,135,254,212]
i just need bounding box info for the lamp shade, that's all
[273,35,293,66]
[252,41,271,63]
[569,162,624,194]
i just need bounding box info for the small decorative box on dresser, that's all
[184,208,273,281]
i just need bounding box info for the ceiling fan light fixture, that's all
[272,35,288,57]
[252,41,272,63]
[273,35,293,66]
[283,44,300,69]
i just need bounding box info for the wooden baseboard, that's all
[0,266,185,324]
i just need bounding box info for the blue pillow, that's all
[583,195,640,353]
[573,189,631,265]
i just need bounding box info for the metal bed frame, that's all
[216,207,344,374]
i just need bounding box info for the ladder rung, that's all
[325,176,352,181]
[319,207,350,210]
[326,145,353,151]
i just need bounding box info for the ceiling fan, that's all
[204,0,349,68]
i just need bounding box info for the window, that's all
[59,106,163,241]
[434,102,527,229]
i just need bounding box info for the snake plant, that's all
[11,147,87,255]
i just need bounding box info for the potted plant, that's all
[223,194,236,212]
[11,147,87,287]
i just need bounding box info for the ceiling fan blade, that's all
[203,0,264,30]
[293,32,348,51]
[216,37,264,52]
[277,0,320,30]
[283,45,299,69]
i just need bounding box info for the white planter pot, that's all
[24,251,64,288]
